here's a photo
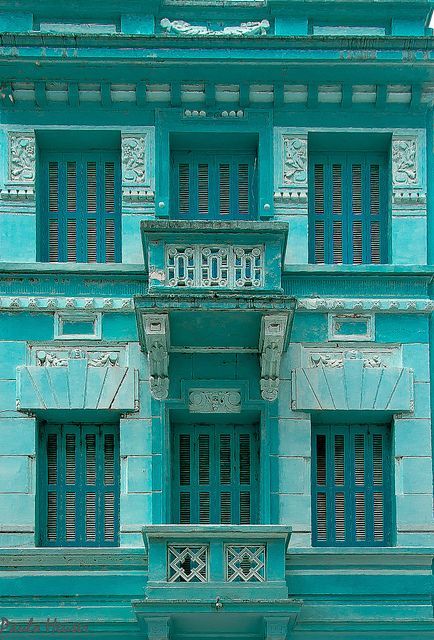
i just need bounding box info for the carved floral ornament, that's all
[310,350,386,369]
[36,349,119,367]
[8,132,36,183]
[282,137,307,186]
[121,135,146,184]
[189,389,242,413]
[160,18,270,36]
[392,137,418,186]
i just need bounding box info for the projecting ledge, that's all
[135,293,296,401]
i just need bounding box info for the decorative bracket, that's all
[259,315,288,401]
[142,314,170,400]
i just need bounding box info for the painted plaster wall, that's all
[0,1,432,638]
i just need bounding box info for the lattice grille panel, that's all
[167,545,208,582]
[225,544,266,582]
[166,245,263,288]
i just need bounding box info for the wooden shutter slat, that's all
[66,162,77,212]
[219,163,231,216]
[87,219,97,263]
[66,219,77,262]
[105,161,115,212]
[198,163,209,215]
[178,163,190,214]
[238,163,249,215]
[105,219,115,263]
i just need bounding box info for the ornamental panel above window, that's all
[170,151,257,220]
[309,152,388,264]
[39,151,121,263]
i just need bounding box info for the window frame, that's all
[308,151,389,265]
[38,150,122,264]
[37,423,120,547]
[311,423,392,547]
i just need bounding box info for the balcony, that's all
[140,220,288,292]
[132,525,302,639]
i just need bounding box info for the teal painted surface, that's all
[0,0,432,638]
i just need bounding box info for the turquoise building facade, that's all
[0,0,433,638]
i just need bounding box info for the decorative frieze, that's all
[188,389,242,413]
[310,350,386,369]
[259,315,288,401]
[36,349,120,368]
[160,18,270,36]
[296,297,434,314]
[0,297,134,312]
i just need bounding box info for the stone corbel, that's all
[1,130,36,201]
[259,315,288,401]
[391,133,426,206]
[121,130,155,211]
[274,132,308,208]
[143,314,170,400]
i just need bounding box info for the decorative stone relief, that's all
[283,137,307,186]
[259,315,288,401]
[392,138,418,186]
[121,132,154,205]
[36,350,119,367]
[310,351,386,369]
[391,134,426,206]
[122,135,146,184]
[160,18,270,36]
[1,131,36,201]
[274,132,308,207]
[8,132,36,183]
[142,314,170,400]
[189,389,242,413]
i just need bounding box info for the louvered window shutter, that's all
[40,424,119,547]
[173,425,258,524]
[310,153,387,264]
[41,152,121,263]
[171,152,257,220]
[312,425,390,546]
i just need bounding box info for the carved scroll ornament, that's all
[160,18,270,36]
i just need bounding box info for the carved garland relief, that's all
[8,133,36,183]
